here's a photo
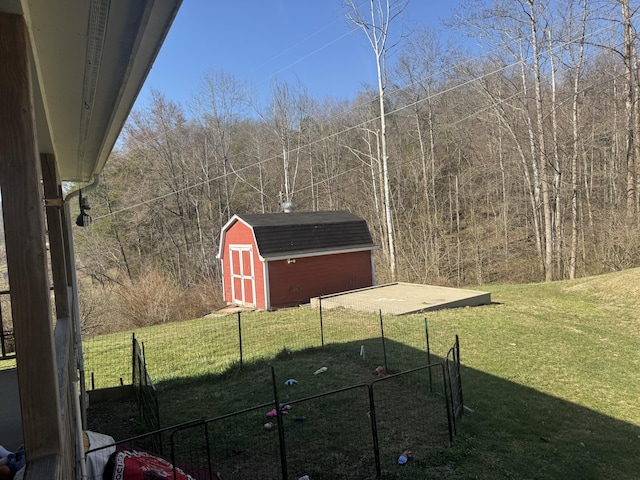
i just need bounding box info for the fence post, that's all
[445,349,458,436]
[456,335,464,414]
[204,422,213,480]
[132,334,142,418]
[425,318,433,393]
[237,311,243,366]
[379,310,388,373]
[131,332,136,386]
[156,388,163,453]
[271,366,288,480]
[170,430,178,480]
[367,384,382,478]
[441,362,454,446]
[319,296,325,347]
[142,341,147,386]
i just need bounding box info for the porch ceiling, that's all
[1,0,181,182]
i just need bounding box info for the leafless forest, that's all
[74,0,640,330]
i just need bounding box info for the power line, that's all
[93,10,619,220]
[93,58,625,222]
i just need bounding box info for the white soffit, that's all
[3,0,181,182]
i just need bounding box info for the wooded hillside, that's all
[73,0,640,330]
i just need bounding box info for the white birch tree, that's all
[345,0,408,282]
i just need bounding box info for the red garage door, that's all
[229,245,255,307]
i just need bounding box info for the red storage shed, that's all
[217,211,377,310]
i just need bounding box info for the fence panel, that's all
[133,335,161,450]
[425,316,456,359]
[319,303,386,365]
[83,305,440,389]
[445,336,464,430]
[284,385,377,480]
[378,314,431,374]
[171,403,282,480]
[148,315,242,382]
[87,332,463,479]
[84,423,206,480]
[372,364,452,476]
[168,421,212,479]
[320,302,382,345]
[240,309,321,365]
[83,331,132,388]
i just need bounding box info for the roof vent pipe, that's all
[282,201,294,213]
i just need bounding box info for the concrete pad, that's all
[0,368,23,450]
[315,282,491,315]
[209,305,255,316]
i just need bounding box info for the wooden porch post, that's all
[42,154,71,318]
[0,13,63,460]
[42,153,89,434]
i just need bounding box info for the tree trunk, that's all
[527,0,554,281]
[569,0,587,280]
[346,0,407,282]
[621,0,636,217]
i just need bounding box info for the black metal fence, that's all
[164,358,458,480]
[83,302,439,388]
[132,333,161,451]
[85,326,463,479]
[1,286,58,366]
[0,289,15,363]
[445,335,464,434]
[82,299,466,478]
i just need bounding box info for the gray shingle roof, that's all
[237,211,374,257]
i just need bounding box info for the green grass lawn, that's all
[85,269,640,479]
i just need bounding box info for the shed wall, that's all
[267,250,373,307]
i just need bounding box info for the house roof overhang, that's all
[1,0,181,183]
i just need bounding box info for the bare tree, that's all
[345,0,408,281]
[619,0,637,216]
[566,0,589,279]
[74,0,640,305]
[260,81,311,209]
[395,28,446,279]
[194,70,248,222]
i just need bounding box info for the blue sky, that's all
[136,1,466,109]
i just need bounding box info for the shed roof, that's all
[225,211,375,259]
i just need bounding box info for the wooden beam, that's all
[43,154,90,431]
[22,454,61,479]
[0,14,63,458]
[42,154,70,319]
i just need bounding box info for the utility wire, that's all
[93,60,625,222]
[93,10,617,220]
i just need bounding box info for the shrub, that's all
[80,267,224,335]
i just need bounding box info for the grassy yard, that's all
[85,269,640,479]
